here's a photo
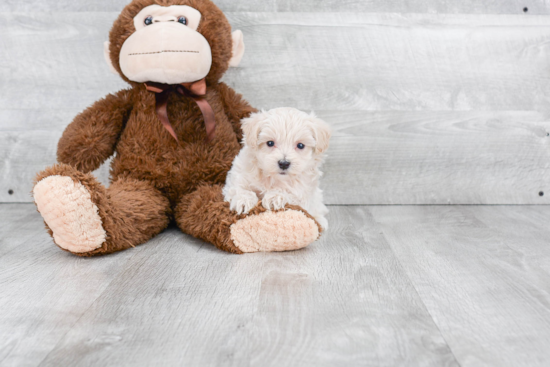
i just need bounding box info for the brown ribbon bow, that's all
[145,78,216,143]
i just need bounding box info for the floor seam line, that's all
[371,211,464,367]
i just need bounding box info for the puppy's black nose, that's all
[278,160,291,170]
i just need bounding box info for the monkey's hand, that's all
[57,89,133,173]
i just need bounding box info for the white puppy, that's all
[223,107,331,230]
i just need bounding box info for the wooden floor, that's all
[0,204,549,366]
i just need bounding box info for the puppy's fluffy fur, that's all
[223,107,331,230]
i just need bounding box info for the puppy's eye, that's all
[267,141,275,147]
[297,143,305,149]
[144,16,153,25]
[178,16,187,25]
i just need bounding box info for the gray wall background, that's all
[1,0,550,204]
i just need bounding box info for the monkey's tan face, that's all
[119,5,212,84]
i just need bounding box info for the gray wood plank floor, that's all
[1,204,549,366]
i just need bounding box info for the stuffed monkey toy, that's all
[32,0,322,256]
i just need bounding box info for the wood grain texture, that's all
[3,110,550,204]
[226,12,550,111]
[2,12,550,111]
[0,205,459,367]
[236,207,457,367]
[370,205,550,367]
[3,204,550,366]
[0,204,44,257]
[321,110,550,205]
[0,204,139,366]
[2,11,550,204]
[1,0,547,14]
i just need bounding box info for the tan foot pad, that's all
[33,175,106,253]
[230,210,319,253]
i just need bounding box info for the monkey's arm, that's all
[217,82,257,142]
[57,89,134,173]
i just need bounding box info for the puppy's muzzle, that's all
[278,160,291,170]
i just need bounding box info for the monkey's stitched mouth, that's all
[128,50,199,56]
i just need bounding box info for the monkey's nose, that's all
[278,160,291,170]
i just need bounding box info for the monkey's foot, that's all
[33,175,106,253]
[230,209,320,253]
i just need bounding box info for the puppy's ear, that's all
[309,112,332,154]
[242,110,267,147]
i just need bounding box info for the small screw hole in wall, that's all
[523,7,529,12]
[539,191,544,197]
[547,133,549,136]
[8,189,14,195]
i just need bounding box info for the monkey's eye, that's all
[144,16,153,26]
[297,143,305,149]
[177,16,187,25]
[267,141,275,147]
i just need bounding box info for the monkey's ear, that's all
[229,30,245,67]
[242,110,267,147]
[309,112,332,154]
[103,41,119,75]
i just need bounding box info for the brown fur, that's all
[175,184,244,254]
[175,185,322,254]
[108,0,233,86]
[35,164,171,256]
[34,0,319,256]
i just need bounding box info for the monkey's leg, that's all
[33,164,170,256]
[175,184,321,253]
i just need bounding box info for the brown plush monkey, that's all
[32,0,321,256]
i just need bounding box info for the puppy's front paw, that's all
[230,190,259,214]
[262,191,288,211]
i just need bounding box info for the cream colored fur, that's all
[33,176,106,253]
[229,30,245,67]
[223,107,332,230]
